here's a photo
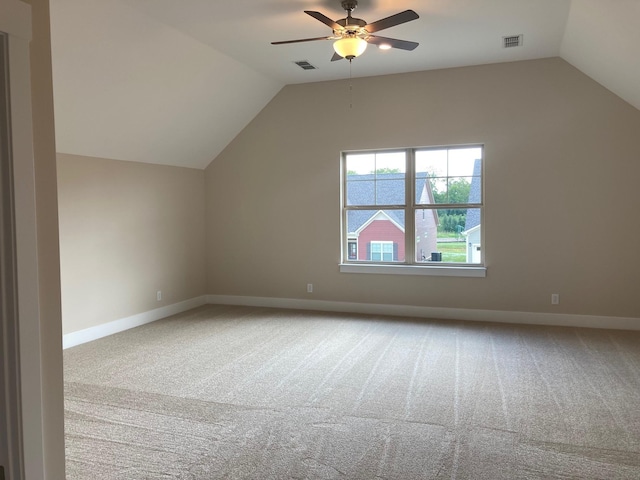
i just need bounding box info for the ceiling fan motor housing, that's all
[341,1,359,13]
[337,17,366,28]
[336,17,367,38]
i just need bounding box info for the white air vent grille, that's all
[294,60,317,70]
[503,35,523,48]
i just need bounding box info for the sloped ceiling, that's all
[49,0,640,169]
[560,0,640,111]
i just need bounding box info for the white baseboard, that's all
[206,295,640,331]
[63,296,208,349]
[62,294,640,349]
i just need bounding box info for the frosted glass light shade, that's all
[333,37,367,59]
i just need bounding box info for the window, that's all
[341,145,484,276]
[348,239,358,260]
[370,241,395,261]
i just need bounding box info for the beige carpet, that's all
[64,305,640,479]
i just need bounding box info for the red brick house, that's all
[346,173,438,262]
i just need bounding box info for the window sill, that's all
[339,263,487,277]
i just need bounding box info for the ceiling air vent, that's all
[294,60,317,70]
[503,35,523,48]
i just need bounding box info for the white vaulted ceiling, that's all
[49,0,640,169]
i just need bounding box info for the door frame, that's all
[0,1,46,478]
[1,28,21,480]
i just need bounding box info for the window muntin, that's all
[343,145,483,267]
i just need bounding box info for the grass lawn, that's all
[437,240,466,262]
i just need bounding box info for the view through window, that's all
[342,145,483,266]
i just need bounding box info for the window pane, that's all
[446,177,473,204]
[346,209,405,262]
[467,175,482,204]
[377,176,404,205]
[347,151,406,206]
[415,208,481,264]
[416,149,447,177]
[448,148,482,176]
[416,147,482,205]
[375,151,406,172]
[382,242,393,261]
[346,176,375,206]
[346,153,375,176]
[416,176,446,204]
[346,151,406,175]
[371,242,381,261]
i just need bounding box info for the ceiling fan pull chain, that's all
[349,59,353,109]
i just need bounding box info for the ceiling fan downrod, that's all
[341,1,358,26]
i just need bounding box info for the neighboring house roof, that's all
[464,159,482,231]
[346,173,431,233]
[346,173,405,233]
[347,167,479,235]
[355,210,404,235]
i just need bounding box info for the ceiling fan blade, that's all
[330,52,343,62]
[271,36,332,45]
[365,10,419,33]
[304,10,341,30]
[367,35,419,51]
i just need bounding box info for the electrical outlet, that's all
[157,290,162,301]
[551,293,559,305]
[307,283,313,293]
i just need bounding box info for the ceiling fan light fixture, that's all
[333,36,367,59]
[378,43,392,50]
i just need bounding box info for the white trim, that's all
[206,294,640,331]
[63,296,207,349]
[339,263,487,277]
[59,292,640,352]
[462,223,480,236]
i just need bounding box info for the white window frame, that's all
[370,240,394,262]
[340,145,486,278]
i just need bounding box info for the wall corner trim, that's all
[62,296,207,349]
[206,295,640,331]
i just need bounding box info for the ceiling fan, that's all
[271,0,419,61]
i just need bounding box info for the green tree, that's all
[447,178,471,204]
[432,178,471,207]
[430,177,471,232]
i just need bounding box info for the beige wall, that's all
[57,154,206,334]
[205,57,640,319]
